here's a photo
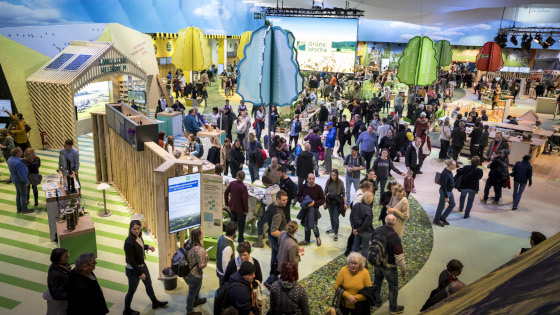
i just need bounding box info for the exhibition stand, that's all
[157,110,184,137]
[536,97,558,114]
[43,173,82,242]
[56,215,97,264]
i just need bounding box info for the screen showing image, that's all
[124,119,137,149]
[74,81,110,120]
[128,91,146,104]
[0,100,11,117]
[268,17,358,73]
[168,173,202,234]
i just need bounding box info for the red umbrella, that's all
[475,42,504,72]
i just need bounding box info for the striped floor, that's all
[0,136,162,314]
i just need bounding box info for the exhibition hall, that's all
[0,0,559,314]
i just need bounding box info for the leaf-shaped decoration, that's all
[396,36,438,86]
[172,27,212,72]
[434,40,452,67]
[237,31,252,61]
[475,42,504,72]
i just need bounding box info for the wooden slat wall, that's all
[108,128,171,239]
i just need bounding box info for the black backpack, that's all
[368,228,396,268]
[498,160,509,181]
[170,247,191,277]
[214,282,236,315]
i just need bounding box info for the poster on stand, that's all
[201,174,223,238]
[168,173,201,234]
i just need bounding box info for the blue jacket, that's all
[356,131,378,153]
[8,157,29,185]
[183,114,201,134]
[325,128,337,148]
[513,160,532,185]
[60,147,80,172]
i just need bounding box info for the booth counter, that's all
[57,215,97,264]
[157,110,183,137]
[536,97,558,114]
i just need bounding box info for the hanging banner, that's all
[172,27,212,72]
[475,42,504,72]
[434,40,453,67]
[201,174,224,238]
[396,36,438,86]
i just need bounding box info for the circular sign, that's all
[166,41,172,52]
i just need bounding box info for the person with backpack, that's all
[270,261,310,315]
[371,214,406,314]
[123,220,168,315]
[223,261,259,315]
[356,125,379,171]
[289,114,302,150]
[263,157,280,184]
[350,191,374,261]
[224,171,249,243]
[246,133,263,183]
[482,150,508,205]
[277,166,297,222]
[434,159,457,227]
[4,110,29,151]
[334,252,373,314]
[216,221,238,286]
[184,228,208,315]
[457,156,484,219]
[295,143,316,187]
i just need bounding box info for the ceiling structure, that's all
[244,1,560,26]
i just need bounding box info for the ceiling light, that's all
[534,34,542,43]
[495,33,507,48]
[510,35,518,46]
[543,36,555,48]
[527,34,533,43]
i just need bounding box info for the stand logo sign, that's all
[297,40,330,53]
[99,58,127,74]
[166,41,173,52]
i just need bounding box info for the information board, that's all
[168,173,201,234]
[0,100,11,117]
[201,174,224,238]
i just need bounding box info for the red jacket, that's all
[224,180,249,214]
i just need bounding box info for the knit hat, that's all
[239,261,256,276]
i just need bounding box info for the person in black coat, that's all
[482,150,507,204]
[225,262,259,315]
[469,122,483,157]
[352,114,364,145]
[379,129,398,161]
[405,137,424,178]
[350,191,374,262]
[318,102,329,131]
[123,221,167,314]
[295,143,315,187]
[457,156,484,218]
[67,253,109,315]
[230,139,245,177]
[451,121,466,162]
[222,241,263,286]
[512,155,533,210]
[46,248,71,314]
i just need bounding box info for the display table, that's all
[44,173,81,242]
[57,215,97,264]
[179,154,215,174]
[157,111,183,137]
[536,97,557,114]
[197,127,225,138]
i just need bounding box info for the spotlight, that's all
[542,36,555,49]
[510,35,518,46]
[521,34,528,43]
[534,34,542,43]
[495,33,507,48]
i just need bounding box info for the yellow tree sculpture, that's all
[237,30,252,61]
[172,27,212,79]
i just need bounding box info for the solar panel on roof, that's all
[63,54,93,71]
[45,53,74,70]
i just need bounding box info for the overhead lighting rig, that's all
[498,26,560,49]
[261,0,364,18]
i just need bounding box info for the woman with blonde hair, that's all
[334,252,373,314]
[388,187,410,238]
[22,148,41,207]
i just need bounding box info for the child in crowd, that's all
[404,169,415,197]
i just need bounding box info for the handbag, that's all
[319,147,325,161]
[255,280,267,315]
[28,173,43,186]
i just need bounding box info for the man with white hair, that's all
[372,214,406,314]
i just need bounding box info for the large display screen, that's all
[168,173,202,234]
[268,17,358,73]
[74,81,110,120]
[128,91,146,104]
[0,100,11,117]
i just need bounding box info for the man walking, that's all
[343,146,365,205]
[246,133,263,183]
[512,155,532,210]
[372,214,406,314]
[356,125,378,170]
[469,122,482,158]
[318,101,329,131]
[324,122,337,175]
[405,136,424,178]
[296,173,325,246]
[434,159,457,227]
[451,121,466,162]
[482,150,508,205]
[277,166,296,221]
[224,171,249,242]
[266,190,289,275]
[304,128,323,176]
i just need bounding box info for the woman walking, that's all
[373,148,404,196]
[229,139,245,177]
[22,148,41,207]
[220,137,232,176]
[184,228,209,315]
[350,192,374,261]
[387,187,410,238]
[458,156,484,218]
[124,220,167,315]
[46,248,71,315]
[324,169,346,241]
